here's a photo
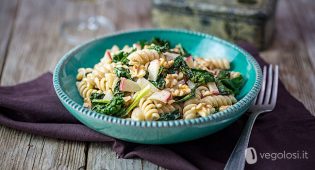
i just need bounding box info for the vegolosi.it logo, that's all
[245,147,309,164]
[245,147,258,164]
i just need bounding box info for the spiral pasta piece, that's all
[127,49,160,65]
[94,73,119,92]
[76,81,96,98]
[200,95,237,107]
[76,68,93,81]
[195,86,211,99]
[92,62,115,79]
[157,103,182,114]
[183,104,198,119]
[131,107,145,121]
[207,59,230,70]
[139,98,160,121]
[183,103,215,119]
[193,58,230,70]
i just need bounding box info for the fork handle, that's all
[224,111,262,170]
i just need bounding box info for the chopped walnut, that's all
[130,64,147,78]
[159,57,174,68]
[165,72,184,88]
[195,103,215,117]
[170,84,191,97]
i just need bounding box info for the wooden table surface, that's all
[0,0,314,169]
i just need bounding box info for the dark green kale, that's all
[114,67,131,79]
[150,67,168,89]
[112,47,136,65]
[158,109,181,121]
[190,69,215,84]
[216,80,233,95]
[113,80,124,96]
[150,78,165,90]
[148,43,169,53]
[150,37,169,47]
[139,38,170,50]
[217,70,230,79]
[173,56,193,78]
[174,87,196,103]
[90,93,106,105]
[173,57,214,84]
[215,71,244,95]
[90,94,126,117]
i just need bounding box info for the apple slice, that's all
[185,56,194,68]
[148,90,171,103]
[163,52,179,61]
[101,50,112,63]
[119,78,141,92]
[103,91,114,101]
[207,82,220,95]
[148,59,160,81]
[187,80,196,89]
[136,78,159,92]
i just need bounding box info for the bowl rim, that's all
[53,28,262,128]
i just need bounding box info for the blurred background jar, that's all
[152,0,278,50]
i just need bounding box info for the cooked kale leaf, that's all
[217,70,230,79]
[150,67,167,89]
[174,87,196,103]
[148,43,169,53]
[216,71,244,95]
[139,37,170,50]
[173,57,214,84]
[114,67,131,79]
[190,69,215,84]
[112,47,136,65]
[173,56,193,77]
[91,94,126,117]
[158,109,181,121]
[113,80,124,96]
[216,80,233,95]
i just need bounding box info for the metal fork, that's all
[224,64,279,170]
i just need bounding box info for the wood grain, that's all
[0,0,18,77]
[260,0,315,115]
[0,0,89,169]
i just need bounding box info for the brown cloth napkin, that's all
[0,43,314,170]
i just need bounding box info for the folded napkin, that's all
[0,43,314,170]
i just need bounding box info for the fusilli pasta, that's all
[76,38,244,121]
[127,49,160,65]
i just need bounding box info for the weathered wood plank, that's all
[0,0,90,169]
[288,0,315,70]
[86,143,142,170]
[260,0,315,115]
[0,0,18,76]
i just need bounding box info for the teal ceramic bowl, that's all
[53,29,262,144]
